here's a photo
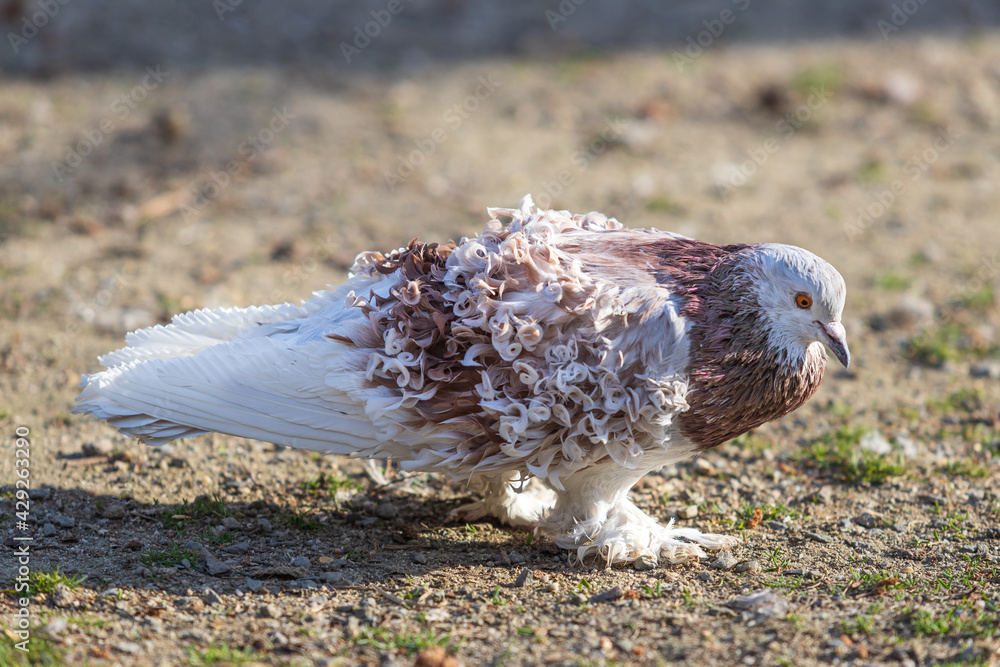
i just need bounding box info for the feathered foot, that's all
[446,474,557,529]
[539,473,739,566]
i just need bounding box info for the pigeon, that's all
[75,195,849,566]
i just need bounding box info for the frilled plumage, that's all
[75,195,849,566]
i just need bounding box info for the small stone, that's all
[414,646,460,667]
[180,558,191,569]
[712,551,738,571]
[545,582,560,594]
[412,552,428,565]
[970,361,1000,379]
[294,578,320,589]
[81,440,113,457]
[859,431,891,455]
[696,572,712,582]
[587,586,624,604]
[43,523,57,537]
[51,585,75,608]
[766,521,785,531]
[892,523,909,534]
[805,532,834,544]
[724,590,789,619]
[918,494,948,507]
[318,556,333,564]
[854,513,878,529]
[985,528,1000,539]
[692,459,715,476]
[102,504,126,519]
[290,556,311,568]
[319,571,344,584]
[28,488,52,500]
[222,516,241,530]
[222,541,250,555]
[168,457,187,468]
[633,553,657,571]
[878,296,933,330]
[52,514,75,529]
[125,539,143,551]
[376,502,398,520]
[184,540,204,552]
[256,517,272,532]
[198,548,232,576]
[144,617,164,633]
[258,603,280,619]
[806,486,834,504]
[508,551,526,565]
[733,560,761,574]
[203,588,223,606]
[244,577,263,593]
[675,505,698,519]
[513,568,533,588]
[115,642,142,654]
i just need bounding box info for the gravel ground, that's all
[1,18,1000,667]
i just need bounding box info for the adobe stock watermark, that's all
[895,252,1000,372]
[12,425,33,653]
[213,0,244,21]
[383,74,502,191]
[180,106,296,222]
[715,85,833,201]
[877,0,930,39]
[533,117,626,209]
[545,0,588,31]
[7,0,71,54]
[672,0,752,72]
[26,266,136,375]
[340,0,408,63]
[50,65,170,182]
[843,125,960,241]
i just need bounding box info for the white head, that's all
[747,244,850,367]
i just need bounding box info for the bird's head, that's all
[743,243,850,368]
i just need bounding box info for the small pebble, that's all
[115,642,142,655]
[918,494,947,507]
[545,582,560,593]
[52,514,75,529]
[198,548,232,576]
[696,572,712,582]
[675,505,698,519]
[202,588,223,606]
[28,488,52,500]
[969,361,1000,379]
[633,554,657,571]
[805,532,834,544]
[733,560,761,574]
[258,603,280,619]
[319,571,344,584]
[43,523,57,537]
[81,440,113,457]
[222,516,241,530]
[587,586,624,604]
[103,504,126,519]
[412,552,428,565]
[222,541,250,555]
[712,551,738,571]
[854,513,878,529]
[766,521,785,531]
[256,517,273,532]
[513,568,533,588]
[376,502,398,519]
[986,528,1000,539]
[290,556,311,568]
[508,551,526,564]
[414,645,459,667]
[244,577,263,593]
[892,523,909,534]
[51,585,75,608]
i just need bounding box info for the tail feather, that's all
[74,275,392,453]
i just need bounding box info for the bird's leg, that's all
[446,472,557,529]
[538,461,739,566]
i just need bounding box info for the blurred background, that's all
[2,0,1000,457]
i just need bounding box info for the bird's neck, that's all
[677,268,827,451]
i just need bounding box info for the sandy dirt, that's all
[1,10,999,667]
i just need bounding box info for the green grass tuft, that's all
[798,425,906,484]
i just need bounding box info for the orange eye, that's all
[795,293,813,309]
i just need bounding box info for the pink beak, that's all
[818,321,850,368]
